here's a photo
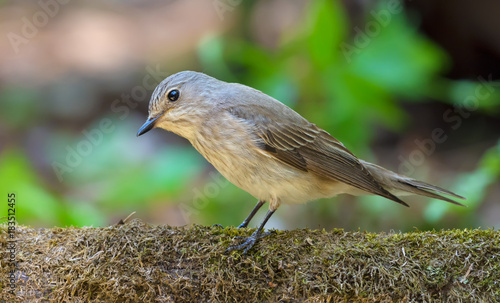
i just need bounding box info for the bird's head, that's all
[137,71,219,139]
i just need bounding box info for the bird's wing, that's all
[227,106,409,206]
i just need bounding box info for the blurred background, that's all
[1,0,499,232]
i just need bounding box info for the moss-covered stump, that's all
[1,220,499,302]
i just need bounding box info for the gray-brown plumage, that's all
[137,71,465,253]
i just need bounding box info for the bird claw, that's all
[225,230,276,254]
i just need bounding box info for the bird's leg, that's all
[238,200,265,228]
[213,200,264,229]
[226,209,276,254]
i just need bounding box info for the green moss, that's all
[0,220,499,302]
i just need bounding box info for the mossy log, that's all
[1,219,499,302]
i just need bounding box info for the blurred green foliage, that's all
[196,0,500,229]
[0,148,107,227]
[424,139,500,223]
[200,0,457,152]
[1,0,499,230]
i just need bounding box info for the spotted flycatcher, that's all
[137,71,465,253]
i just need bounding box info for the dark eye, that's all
[167,89,180,102]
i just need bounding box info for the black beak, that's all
[137,116,159,137]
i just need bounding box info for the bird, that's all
[137,71,465,254]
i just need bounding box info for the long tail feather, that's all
[360,160,466,206]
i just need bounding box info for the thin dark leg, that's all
[252,209,274,235]
[238,200,265,228]
[225,209,276,254]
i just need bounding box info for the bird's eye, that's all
[167,89,180,102]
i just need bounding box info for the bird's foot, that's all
[212,224,224,228]
[225,229,276,254]
[237,222,248,229]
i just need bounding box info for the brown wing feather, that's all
[227,107,409,206]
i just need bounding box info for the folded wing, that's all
[227,106,409,206]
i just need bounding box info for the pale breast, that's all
[189,113,352,207]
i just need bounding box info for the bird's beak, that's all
[137,116,160,137]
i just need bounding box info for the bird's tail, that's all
[360,160,466,206]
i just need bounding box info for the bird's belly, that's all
[196,142,351,206]
[190,117,355,206]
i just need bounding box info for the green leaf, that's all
[348,14,446,97]
[424,140,500,222]
[0,149,64,226]
[101,146,204,208]
[306,0,347,69]
[198,35,236,81]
